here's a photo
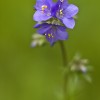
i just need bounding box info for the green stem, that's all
[59,41,67,67]
[59,41,68,100]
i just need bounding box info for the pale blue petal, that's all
[33,11,52,21]
[64,4,79,18]
[62,17,75,29]
[56,27,68,40]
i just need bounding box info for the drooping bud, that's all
[31,33,46,48]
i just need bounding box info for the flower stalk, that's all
[59,41,67,67]
[59,41,68,100]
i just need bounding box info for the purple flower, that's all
[55,0,79,29]
[34,22,68,45]
[33,0,79,45]
[33,0,54,21]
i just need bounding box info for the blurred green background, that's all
[0,0,100,100]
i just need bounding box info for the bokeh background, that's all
[0,0,100,100]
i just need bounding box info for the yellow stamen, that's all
[41,5,48,11]
[46,33,54,38]
[48,34,51,37]
[60,9,63,15]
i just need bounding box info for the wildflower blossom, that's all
[55,0,79,29]
[33,0,79,44]
[34,0,54,21]
[34,21,68,45]
[69,54,91,73]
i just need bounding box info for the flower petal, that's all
[64,4,79,18]
[34,22,42,28]
[57,25,66,31]
[46,35,57,45]
[46,31,58,45]
[45,25,68,45]
[37,24,51,34]
[57,0,69,9]
[33,11,52,21]
[62,17,75,29]
[35,0,51,10]
[56,27,68,40]
[48,0,54,7]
